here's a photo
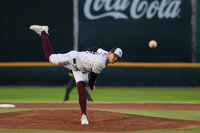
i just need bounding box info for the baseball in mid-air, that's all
[149,40,157,48]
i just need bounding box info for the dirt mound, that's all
[1,109,200,132]
[7,103,200,110]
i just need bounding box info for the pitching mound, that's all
[1,109,200,132]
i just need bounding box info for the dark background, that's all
[0,0,200,86]
[78,0,192,62]
[0,0,73,62]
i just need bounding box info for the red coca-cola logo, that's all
[84,0,181,20]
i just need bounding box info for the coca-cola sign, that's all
[84,0,182,20]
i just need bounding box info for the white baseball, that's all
[149,40,157,48]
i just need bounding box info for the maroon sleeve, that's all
[88,72,98,90]
[86,47,98,52]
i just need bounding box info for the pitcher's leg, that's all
[73,71,89,124]
[29,25,52,60]
[77,81,89,124]
[77,81,87,115]
[72,71,88,112]
[41,31,53,60]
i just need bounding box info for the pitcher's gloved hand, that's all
[88,72,97,92]
[89,83,96,92]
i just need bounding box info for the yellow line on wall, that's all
[0,62,54,67]
[109,62,200,68]
[0,62,200,68]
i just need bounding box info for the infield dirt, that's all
[0,103,200,132]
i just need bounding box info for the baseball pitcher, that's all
[29,25,123,125]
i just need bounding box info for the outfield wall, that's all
[1,0,200,86]
[78,0,192,62]
[0,0,73,62]
[0,64,200,86]
[196,0,200,62]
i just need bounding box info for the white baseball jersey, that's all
[76,48,108,74]
[49,48,108,83]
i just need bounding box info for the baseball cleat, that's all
[29,25,49,36]
[81,114,89,125]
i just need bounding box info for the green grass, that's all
[101,109,200,121]
[135,127,200,133]
[0,87,200,133]
[1,128,200,133]
[0,87,200,103]
[0,87,65,102]
[0,108,31,113]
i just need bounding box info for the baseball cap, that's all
[110,47,123,59]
